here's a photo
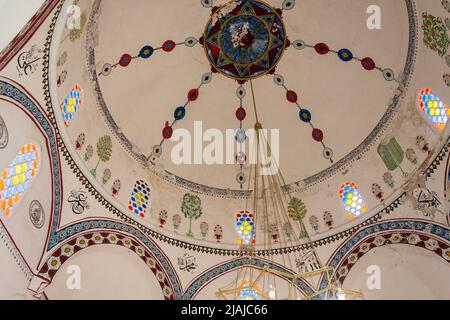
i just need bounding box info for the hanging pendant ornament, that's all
[201,72,213,85]
[162,121,173,139]
[188,88,199,101]
[119,54,132,67]
[184,37,198,48]
[292,40,306,50]
[101,63,112,76]
[236,152,247,165]
[152,145,163,158]
[236,86,246,99]
[315,43,330,55]
[201,0,213,8]
[273,74,285,86]
[323,147,333,161]
[282,0,296,10]
[235,128,247,144]
[139,45,154,59]
[312,128,324,142]
[286,90,298,103]
[236,172,247,186]
[174,106,186,120]
[236,107,247,121]
[162,40,176,52]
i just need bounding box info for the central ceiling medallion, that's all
[203,0,287,82]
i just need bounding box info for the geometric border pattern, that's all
[0,79,63,247]
[333,231,449,285]
[182,256,316,300]
[38,231,176,299]
[184,220,450,300]
[318,219,450,293]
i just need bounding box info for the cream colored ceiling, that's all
[91,0,409,190]
[50,0,447,247]
[0,0,449,301]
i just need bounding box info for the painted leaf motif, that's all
[288,197,307,221]
[181,193,203,220]
[377,138,404,171]
[96,135,112,162]
[84,145,93,161]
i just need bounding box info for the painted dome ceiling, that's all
[0,0,449,300]
[53,0,426,245]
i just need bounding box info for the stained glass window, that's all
[339,182,367,220]
[418,88,449,132]
[237,281,261,300]
[61,84,83,127]
[0,144,40,216]
[236,210,256,245]
[128,180,150,218]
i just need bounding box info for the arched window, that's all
[418,88,449,132]
[0,144,40,216]
[339,182,367,220]
[128,180,150,218]
[236,210,256,245]
[61,84,83,127]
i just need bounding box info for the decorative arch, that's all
[183,256,316,300]
[39,228,182,300]
[319,219,450,293]
[444,152,450,225]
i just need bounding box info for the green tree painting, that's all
[90,135,112,177]
[288,197,307,221]
[288,197,308,239]
[181,193,203,237]
[69,11,87,42]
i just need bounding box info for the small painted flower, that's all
[407,234,420,245]
[390,233,402,244]
[374,236,386,246]
[425,238,438,251]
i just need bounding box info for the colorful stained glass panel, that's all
[418,88,449,132]
[128,180,150,218]
[339,182,367,220]
[236,210,256,245]
[0,144,40,216]
[61,84,83,126]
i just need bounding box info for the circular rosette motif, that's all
[203,0,287,81]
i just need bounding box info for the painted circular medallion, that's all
[204,0,287,81]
